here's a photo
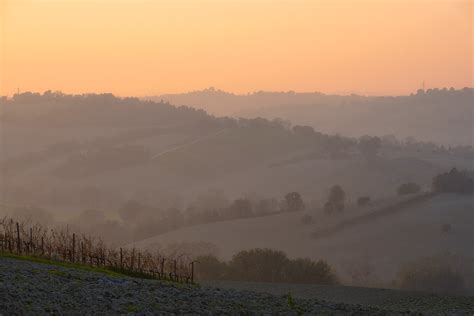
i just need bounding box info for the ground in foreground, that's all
[1,257,473,315]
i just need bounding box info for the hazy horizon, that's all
[1,0,472,96]
[3,85,474,99]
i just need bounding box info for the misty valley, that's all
[1,90,473,307]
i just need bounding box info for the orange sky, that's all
[0,0,472,96]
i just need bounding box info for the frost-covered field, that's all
[1,256,473,315]
[0,256,429,315]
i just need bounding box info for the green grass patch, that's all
[126,303,138,313]
[0,251,198,287]
[1,251,139,279]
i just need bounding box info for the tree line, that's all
[194,248,338,285]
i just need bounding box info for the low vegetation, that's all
[396,255,471,295]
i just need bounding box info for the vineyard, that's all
[0,217,194,283]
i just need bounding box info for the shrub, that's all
[397,182,421,195]
[285,258,338,284]
[397,257,466,295]
[229,248,290,282]
[194,255,229,281]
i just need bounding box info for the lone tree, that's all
[358,136,381,161]
[282,192,305,212]
[324,185,345,214]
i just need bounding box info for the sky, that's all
[0,0,472,96]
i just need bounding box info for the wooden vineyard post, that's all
[161,258,165,278]
[16,222,21,254]
[29,228,33,254]
[120,248,123,269]
[80,241,84,263]
[137,253,141,272]
[190,261,194,283]
[173,260,177,281]
[72,233,76,262]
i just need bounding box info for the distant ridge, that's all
[146,87,474,146]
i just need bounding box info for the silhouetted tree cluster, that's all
[324,185,345,214]
[358,136,381,160]
[292,125,316,138]
[432,168,474,194]
[113,191,307,241]
[281,192,305,212]
[194,248,338,285]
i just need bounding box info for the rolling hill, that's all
[131,193,474,287]
[1,92,472,247]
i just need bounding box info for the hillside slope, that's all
[133,194,474,284]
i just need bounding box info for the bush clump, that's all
[396,257,466,295]
[432,168,474,194]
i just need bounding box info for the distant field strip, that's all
[151,129,230,160]
[312,192,439,239]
